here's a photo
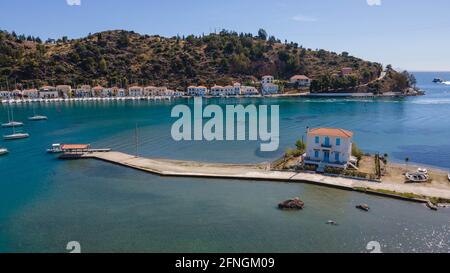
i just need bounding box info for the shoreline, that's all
[63,151,450,206]
[1,91,423,104]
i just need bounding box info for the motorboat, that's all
[405,172,429,183]
[447,173,450,182]
[433,78,443,83]
[417,168,428,175]
[0,148,9,156]
[47,143,64,153]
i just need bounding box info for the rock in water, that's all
[356,204,370,211]
[278,197,305,210]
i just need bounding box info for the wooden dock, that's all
[62,151,450,202]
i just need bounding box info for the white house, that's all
[144,86,157,97]
[22,89,39,98]
[56,85,72,98]
[210,85,225,96]
[128,86,143,97]
[261,75,274,85]
[117,88,127,97]
[11,89,23,98]
[75,85,92,97]
[0,91,11,99]
[187,86,208,96]
[304,128,354,170]
[261,75,279,94]
[290,75,311,87]
[39,86,59,98]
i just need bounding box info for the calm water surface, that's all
[0,72,449,253]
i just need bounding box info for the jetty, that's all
[61,151,450,203]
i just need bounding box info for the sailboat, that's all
[28,107,48,121]
[2,106,24,127]
[3,124,29,140]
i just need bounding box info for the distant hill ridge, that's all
[0,29,412,93]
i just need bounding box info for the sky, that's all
[0,0,449,71]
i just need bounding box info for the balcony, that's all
[321,143,332,149]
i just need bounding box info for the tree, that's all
[295,139,306,154]
[257,29,267,40]
[99,58,107,73]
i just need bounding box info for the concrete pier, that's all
[69,151,450,202]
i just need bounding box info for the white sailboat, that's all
[2,106,24,127]
[3,124,29,140]
[28,107,48,121]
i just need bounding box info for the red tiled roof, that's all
[308,128,353,138]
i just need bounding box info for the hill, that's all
[0,29,411,93]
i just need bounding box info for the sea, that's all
[0,72,449,253]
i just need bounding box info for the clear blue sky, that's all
[1,0,449,71]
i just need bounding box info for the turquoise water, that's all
[1,72,450,253]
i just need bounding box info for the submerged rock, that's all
[278,197,305,210]
[356,204,370,211]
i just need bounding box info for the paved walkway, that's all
[84,151,450,201]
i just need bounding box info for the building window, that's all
[336,138,341,146]
[335,152,340,162]
[314,150,319,158]
[315,136,320,144]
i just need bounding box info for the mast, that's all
[135,123,139,157]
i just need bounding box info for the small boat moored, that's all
[405,172,429,183]
[47,143,64,153]
[426,201,438,211]
[0,148,9,155]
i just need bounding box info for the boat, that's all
[448,173,450,182]
[28,115,48,121]
[47,143,64,153]
[417,168,428,175]
[405,172,429,183]
[326,220,338,226]
[356,204,370,211]
[28,107,48,121]
[1,106,24,127]
[0,148,9,156]
[3,125,29,140]
[433,78,443,83]
[3,133,29,140]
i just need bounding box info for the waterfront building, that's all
[91,85,105,97]
[144,86,157,97]
[56,85,72,98]
[117,88,127,97]
[240,85,259,96]
[290,75,311,87]
[39,86,59,98]
[261,76,279,94]
[210,85,225,96]
[75,85,92,97]
[22,89,39,98]
[128,86,143,97]
[187,86,208,96]
[102,87,115,97]
[0,91,11,99]
[304,128,355,170]
[11,89,23,98]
